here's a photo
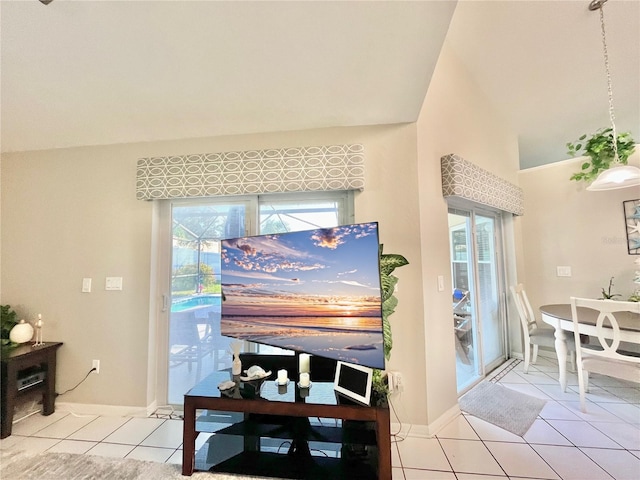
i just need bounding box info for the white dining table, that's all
[539,304,640,391]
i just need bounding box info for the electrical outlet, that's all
[393,371,403,392]
[92,359,100,374]
[387,370,403,394]
[105,277,123,291]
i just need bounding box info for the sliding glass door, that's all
[168,201,250,404]
[163,192,352,405]
[475,213,504,371]
[449,207,506,392]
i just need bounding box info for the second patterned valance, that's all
[441,154,524,216]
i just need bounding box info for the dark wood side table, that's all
[1,342,63,438]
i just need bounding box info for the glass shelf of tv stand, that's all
[193,371,344,435]
[189,371,337,404]
[188,371,380,479]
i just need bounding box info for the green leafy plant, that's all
[372,246,409,402]
[599,277,621,300]
[568,128,636,183]
[1,305,19,351]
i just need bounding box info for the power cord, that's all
[56,367,96,397]
[389,397,406,443]
[277,441,292,453]
[150,405,182,420]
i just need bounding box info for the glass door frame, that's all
[153,192,354,407]
[168,196,258,405]
[474,208,508,375]
[448,202,508,394]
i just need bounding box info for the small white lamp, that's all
[587,165,640,191]
[9,320,34,344]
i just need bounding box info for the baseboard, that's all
[511,348,560,362]
[511,345,561,360]
[55,402,158,418]
[146,400,158,417]
[536,349,557,360]
[56,397,460,441]
[396,403,462,439]
[426,403,462,437]
[56,401,462,445]
[390,421,410,438]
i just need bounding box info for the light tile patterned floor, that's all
[1,356,638,479]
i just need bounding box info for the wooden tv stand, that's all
[182,368,391,479]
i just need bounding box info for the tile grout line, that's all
[6,358,638,479]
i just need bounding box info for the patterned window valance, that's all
[136,144,364,200]
[441,154,524,216]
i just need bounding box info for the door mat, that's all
[459,381,546,436]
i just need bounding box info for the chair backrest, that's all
[453,290,470,316]
[570,297,640,364]
[169,311,200,346]
[510,284,537,336]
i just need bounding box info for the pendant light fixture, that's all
[586,0,640,191]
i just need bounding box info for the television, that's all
[220,222,384,370]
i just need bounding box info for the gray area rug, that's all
[459,381,546,436]
[0,450,275,480]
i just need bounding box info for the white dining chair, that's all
[570,297,640,413]
[510,284,575,373]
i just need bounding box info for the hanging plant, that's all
[568,128,636,183]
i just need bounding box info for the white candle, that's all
[299,372,310,388]
[299,353,310,373]
[277,369,288,385]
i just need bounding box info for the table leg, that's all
[43,351,57,415]
[553,328,568,392]
[376,406,391,480]
[182,400,196,476]
[1,363,17,438]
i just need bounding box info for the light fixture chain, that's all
[598,4,620,163]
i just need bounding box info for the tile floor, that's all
[1,355,638,479]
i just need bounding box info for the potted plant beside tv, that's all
[371,247,408,405]
[567,128,636,183]
[1,305,19,356]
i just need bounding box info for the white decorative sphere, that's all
[9,319,34,344]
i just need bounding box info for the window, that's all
[165,191,353,404]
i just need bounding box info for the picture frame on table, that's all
[333,361,373,406]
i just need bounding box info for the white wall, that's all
[1,124,433,424]
[518,150,640,314]
[416,41,522,425]
[1,147,153,406]
[1,41,529,433]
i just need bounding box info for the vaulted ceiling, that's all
[2,1,638,169]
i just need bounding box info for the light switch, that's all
[437,275,445,292]
[82,278,92,293]
[556,266,572,277]
[105,277,123,291]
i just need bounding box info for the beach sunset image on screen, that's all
[220,222,384,369]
